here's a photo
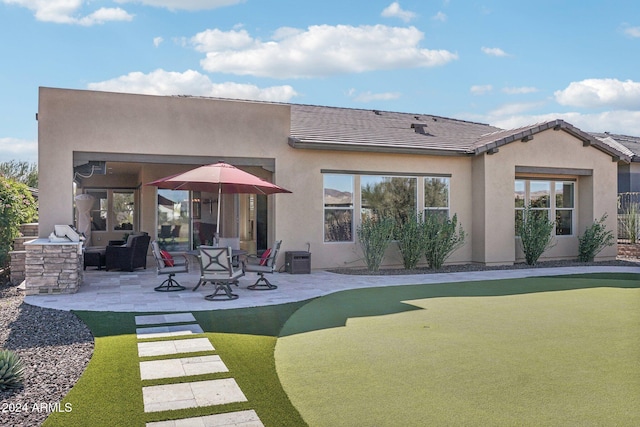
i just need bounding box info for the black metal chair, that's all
[243,240,282,290]
[151,240,189,292]
[196,246,244,300]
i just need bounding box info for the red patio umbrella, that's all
[146,162,292,235]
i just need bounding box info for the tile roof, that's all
[288,104,632,162]
[590,132,640,162]
[289,104,501,156]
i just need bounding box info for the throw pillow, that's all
[160,249,174,267]
[259,248,271,266]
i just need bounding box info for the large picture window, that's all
[515,179,574,236]
[324,174,354,242]
[361,176,417,225]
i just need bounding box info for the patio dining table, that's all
[188,248,247,292]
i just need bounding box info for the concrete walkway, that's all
[136,312,264,426]
[25,264,640,313]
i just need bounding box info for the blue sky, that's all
[1,0,640,164]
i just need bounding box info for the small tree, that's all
[620,203,638,244]
[396,212,425,269]
[0,177,37,267]
[517,204,556,265]
[578,214,615,262]
[357,215,395,272]
[422,213,466,270]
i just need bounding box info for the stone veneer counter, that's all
[24,239,83,295]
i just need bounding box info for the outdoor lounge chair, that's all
[151,240,189,292]
[243,240,282,290]
[105,233,150,272]
[196,246,244,300]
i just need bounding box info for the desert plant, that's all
[357,215,395,272]
[620,203,639,244]
[422,213,466,270]
[0,349,25,391]
[396,212,425,269]
[517,205,556,265]
[578,214,615,262]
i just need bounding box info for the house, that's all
[37,87,632,271]
[590,132,640,194]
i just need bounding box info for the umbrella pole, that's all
[215,183,222,242]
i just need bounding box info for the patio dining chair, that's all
[151,240,189,292]
[243,240,282,290]
[197,246,244,301]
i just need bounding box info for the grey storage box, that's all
[285,251,311,274]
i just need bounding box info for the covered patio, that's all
[24,264,640,312]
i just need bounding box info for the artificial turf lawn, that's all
[275,273,640,426]
[44,303,308,427]
[42,273,639,426]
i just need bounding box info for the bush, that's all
[620,203,638,244]
[396,212,425,269]
[422,213,466,270]
[0,177,37,268]
[517,205,556,265]
[578,214,615,262]
[0,349,25,391]
[357,216,395,272]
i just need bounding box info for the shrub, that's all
[0,177,38,268]
[357,216,395,272]
[517,205,556,265]
[578,214,615,262]
[620,203,638,244]
[422,213,466,270]
[0,349,25,391]
[396,212,425,269]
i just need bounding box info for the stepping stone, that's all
[138,338,213,357]
[140,355,228,380]
[145,410,264,426]
[143,378,247,412]
[137,324,204,339]
[135,313,196,326]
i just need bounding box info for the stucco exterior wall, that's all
[38,87,291,241]
[274,147,474,269]
[472,129,619,264]
[38,87,620,270]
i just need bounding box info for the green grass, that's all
[42,273,640,427]
[44,303,308,427]
[276,273,640,426]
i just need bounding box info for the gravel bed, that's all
[0,281,94,427]
[329,258,640,275]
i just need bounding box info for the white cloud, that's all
[194,25,458,79]
[114,0,244,10]
[153,36,164,47]
[502,86,539,95]
[349,90,402,103]
[432,12,447,22]
[481,46,509,57]
[0,137,37,163]
[86,69,298,102]
[490,110,640,135]
[191,28,254,52]
[381,2,416,22]
[3,0,133,25]
[623,25,640,38]
[77,7,133,26]
[554,78,640,109]
[470,85,493,95]
[488,101,545,117]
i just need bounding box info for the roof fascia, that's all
[473,120,632,163]
[288,138,471,157]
